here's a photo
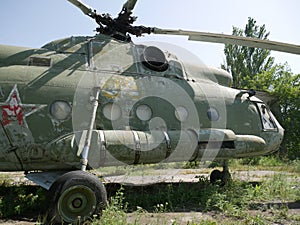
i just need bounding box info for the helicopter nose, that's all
[277,123,284,144]
[270,122,284,152]
[260,116,284,154]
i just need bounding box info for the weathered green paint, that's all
[0,34,284,171]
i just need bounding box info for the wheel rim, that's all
[58,185,97,223]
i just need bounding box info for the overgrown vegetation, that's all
[0,159,299,224]
[94,170,299,224]
[0,182,46,218]
[229,156,300,173]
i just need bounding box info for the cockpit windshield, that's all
[257,103,277,130]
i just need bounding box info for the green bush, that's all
[0,184,46,218]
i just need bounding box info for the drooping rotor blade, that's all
[67,0,97,18]
[122,0,138,13]
[153,28,300,55]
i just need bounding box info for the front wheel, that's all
[46,171,107,224]
[210,169,232,185]
[210,169,222,184]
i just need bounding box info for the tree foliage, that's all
[221,17,300,159]
[256,65,300,159]
[221,17,274,88]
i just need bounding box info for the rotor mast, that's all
[67,0,153,41]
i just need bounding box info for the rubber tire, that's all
[210,169,232,186]
[210,169,222,184]
[45,171,107,224]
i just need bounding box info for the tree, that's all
[253,65,300,159]
[221,17,274,88]
[222,18,300,160]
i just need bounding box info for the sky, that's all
[0,0,299,74]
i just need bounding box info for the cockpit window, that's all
[257,103,277,129]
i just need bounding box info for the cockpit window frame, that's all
[255,102,278,131]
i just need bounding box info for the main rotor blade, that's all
[122,0,138,13]
[153,28,300,55]
[67,0,97,18]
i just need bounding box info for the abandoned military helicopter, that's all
[1,0,299,223]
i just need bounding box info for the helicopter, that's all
[0,0,299,223]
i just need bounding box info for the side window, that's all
[257,103,276,129]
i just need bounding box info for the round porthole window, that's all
[175,106,188,122]
[136,104,152,121]
[50,100,72,121]
[207,107,219,121]
[103,103,122,121]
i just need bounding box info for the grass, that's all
[0,182,46,218]
[94,167,299,225]
[94,157,300,178]
[0,157,299,224]
[228,157,300,173]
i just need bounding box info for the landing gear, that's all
[210,160,232,185]
[46,171,107,224]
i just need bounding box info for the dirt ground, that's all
[0,169,299,225]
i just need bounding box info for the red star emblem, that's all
[0,85,46,127]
